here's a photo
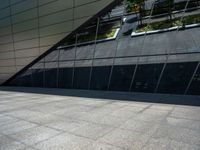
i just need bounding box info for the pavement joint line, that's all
[100,127,152,150]
[167,114,200,122]
[1,113,43,129]
[0,90,200,149]
[31,128,99,148]
[137,103,154,114]
[1,132,29,148]
[1,111,81,133]
[2,107,119,135]
[95,140,127,150]
[21,130,64,148]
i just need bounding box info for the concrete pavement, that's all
[0,87,200,150]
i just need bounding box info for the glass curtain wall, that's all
[6,0,200,95]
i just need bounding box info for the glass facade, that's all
[109,65,135,91]
[31,63,44,87]
[157,62,198,94]
[8,61,199,95]
[90,66,111,90]
[5,0,200,96]
[187,64,200,95]
[58,67,73,89]
[131,64,163,93]
[73,67,91,90]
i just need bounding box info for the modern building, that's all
[0,0,119,84]
[1,0,200,96]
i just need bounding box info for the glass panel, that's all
[109,65,135,91]
[10,77,21,87]
[90,66,111,90]
[19,69,32,87]
[32,63,44,87]
[73,67,91,90]
[132,63,163,93]
[8,69,32,87]
[59,47,76,61]
[187,64,200,95]
[44,62,58,88]
[76,44,95,60]
[58,67,73,89]
[58,61,73,88]
[44,50,59,62]
[158,62,198,94]
[62,34,76,46]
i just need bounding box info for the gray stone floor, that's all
[0,88,200,150]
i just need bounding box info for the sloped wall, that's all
[0,0,114,84]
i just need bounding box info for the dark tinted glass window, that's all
[90,66,111,90]
[73,67,90,89]
[44,68,58,88]
[44,62,58,88]
[32,63,44,87]
[187,65,200,95]
[132,64,163,93]
[158,62,198,94]
[9,69,32,87]
[58,67,73,89]
[19,70,32,87]
[109,65,135,91]
[8,78,20,86]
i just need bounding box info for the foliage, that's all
[76,28,117,43]
[135,13,200,32]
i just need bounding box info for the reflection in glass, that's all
[187,64,200,95]
[58,67,73,89]
[32,63,44,87]
[44,68,58,88]
[44,62,58,88]
[73,67,91,89]
[158,62,198,94]
[109,65,135,91]
[90,66,111,90]
[132,63,163,93]
[8,69,32,87]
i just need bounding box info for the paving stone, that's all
[166,117,200,130]
[152,125,200,145]
[84,142,123,150]
[20,147,38,150]
[26,114,67,125]
[142,137,170,150]
[46,119,88,132]
[0,104,15,112]
[0,115,19,126]
[0,120,38,135]
[120,119,159,135]
[0,89,199,150]
[170,106,200,121]
[35,132,93,150]
[169,140,200,150]
[141,108,170,117]
[90,114,130,127]
[133,113,166,123]
[99,128,150,150]
[71,122,114,140]
[5,110,45,120]
[0,135,26,150]
[10,126,61,146]
[109,108,138,119]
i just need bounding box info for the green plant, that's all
[126,0,145,25]
[135,13,200,33]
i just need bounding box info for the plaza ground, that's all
[0,87,200,150]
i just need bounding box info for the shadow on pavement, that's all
[0,86,199,106]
